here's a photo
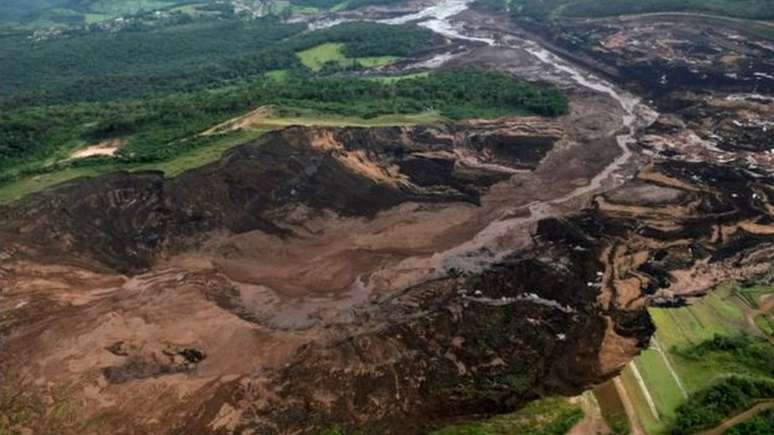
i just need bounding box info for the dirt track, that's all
[697,400,774,435]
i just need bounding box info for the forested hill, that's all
[0,0,199,25]
[0,19,438,107]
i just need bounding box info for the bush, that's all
[671,377,774,435]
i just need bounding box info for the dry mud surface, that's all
[2,1,774,434]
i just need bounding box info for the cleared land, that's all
[296,42,398,71]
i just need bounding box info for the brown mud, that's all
[2,2,774,434]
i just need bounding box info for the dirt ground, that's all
[2,2,774,434]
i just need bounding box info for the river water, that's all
[299,0,656,282]
[377,0,656,272]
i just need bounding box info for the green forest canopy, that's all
[0,19,437,107]
[0,71,568,178]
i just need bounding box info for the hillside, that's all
[1,0,773,434]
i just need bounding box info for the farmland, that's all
[597,282,774,434]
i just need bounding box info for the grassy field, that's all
[430,396,583,435]
[296,43,398,71]
[297,43,349,71]
[756,313,774,337]
[600,282,774,434]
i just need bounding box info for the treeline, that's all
[675,334,774,376]
[263,71,567,119]
[671,376,774,434]
[289,22,437,58]
[0,19,434,108]
[0,71,567,176]
[288,0,407,11]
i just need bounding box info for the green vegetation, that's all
[431,397,583,435]
[296,42,397,71]
[631,349,684,424]
[0,5,448,205]
[647,283,749,352]
[676,334,774,377]
[0,129,265,204]
[509,0,774,21]
[726,408,774,435]
[671,377,774,434]
[298,42,349,71]
[0,70,566,173]
[0,71,565,203]
[0,110,445,204]
[289,0,405,11]
[0,0,197,26]
[292,21,435,59]
[738,284,774,308]
[756,314,774,337]
[608,282,774,434]
[0,20,433,107]
[0,15,304,105]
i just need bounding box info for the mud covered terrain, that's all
[516,13,774,106]
[2,1,774,434]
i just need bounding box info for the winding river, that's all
[300,0,657,284]
[378,0,655,271]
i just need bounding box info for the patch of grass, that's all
[737,285,774,308]
[649,284,747,350]
[430,397,583,435]
[619,364,664,435]
[139,128,267,177]
[297,42,350,71]
[634,350,684,422]
[607,414,631,435]
[83,13,109,24]
[296,43,399,71]
[355,56,399,68]
[0,129,266,204]
[266,109,444,127]
[755,313,774,337]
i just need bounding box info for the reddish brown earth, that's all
[2,4,774,435]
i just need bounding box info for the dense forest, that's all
[0,0,196,25]
[0,71,567,179]
[0,19,437,107]
[671,376,774,434]
[0,0,570,201]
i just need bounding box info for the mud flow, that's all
[2,1,774,433]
